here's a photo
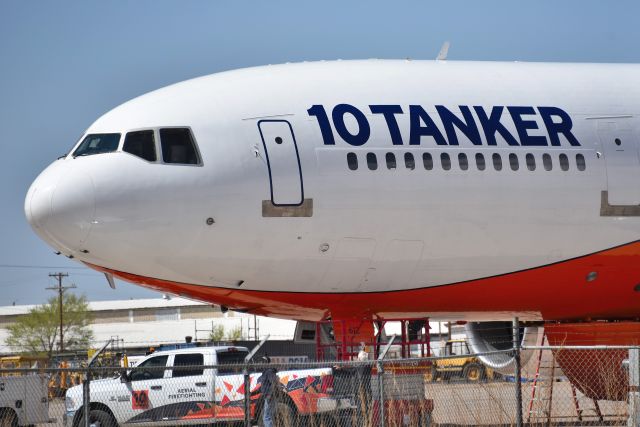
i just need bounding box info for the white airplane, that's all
[25,59,640,396]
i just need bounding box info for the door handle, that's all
[195,382,207,387]
[151,385,162,390]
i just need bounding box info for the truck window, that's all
[216,350,248,375]
[172,353,204,378]
[130,355,168,381]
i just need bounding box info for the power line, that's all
[46,273,76,354]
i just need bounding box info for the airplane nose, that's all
[26,177,54,230]
[26,162,96,253]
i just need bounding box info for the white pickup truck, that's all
[0,375,51,426]
[64,346,353,427]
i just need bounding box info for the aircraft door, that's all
[597,120,640,205]
[258,120,304,206]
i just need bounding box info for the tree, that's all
[209,324,225,342]
[209,324,243,342]
[6,294,94,358]
[226,325,243,341]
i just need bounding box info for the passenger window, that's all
[367,153,378,170]
[559,153,569,171]
[475,153,485,171]
[509,153,519,171]
[423,153,433,170]
[526,153,535,171]
[458,153,468,171]
[123,130,156,162]
[542,153,552,171]
[441,153,451,171]
[492,153,502,171]
[130,355,168,381]
[576,153,586,171]
[386,153,397,169]
[160,128,200,165]
[172,353,204,378]
[73,133,120,158]
[404,153,415,170]
[347,153,358,171]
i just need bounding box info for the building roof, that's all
[0,297,207,316]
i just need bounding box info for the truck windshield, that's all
[73,133,120,158]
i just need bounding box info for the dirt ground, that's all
[41,381,630,426]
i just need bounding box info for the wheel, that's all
[0,410,18,427]
[463,363,484,382]
[79,409,118,427]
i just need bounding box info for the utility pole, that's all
[46,273,76,353]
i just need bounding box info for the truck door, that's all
[597,120,640,205]
[161,353,214,422]
[124,354,170,423]
[213,349,251,421]
[258,120,304,206]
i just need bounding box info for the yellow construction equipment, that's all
[426,339,494,382]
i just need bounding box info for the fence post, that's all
[243,366,251,427]
[82,339,112,427]
[377,359,385,427]
[241,334,269,427]
[376,334,396,427]
[83,369,91,427]
[628,347,640,427]
[513,317,523,427]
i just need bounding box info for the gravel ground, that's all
[38,381,630,426]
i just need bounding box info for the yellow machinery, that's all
[0,355,47,373]
[427,339,494,382]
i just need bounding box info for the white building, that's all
[0,297,296,354]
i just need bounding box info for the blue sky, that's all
[1,0,639,305]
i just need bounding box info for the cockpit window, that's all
[123,130,157,162]
[72,133,120,157]
[160,128,200,165]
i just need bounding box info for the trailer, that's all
[0,374,53,426]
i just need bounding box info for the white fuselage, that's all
[25,60,640,321]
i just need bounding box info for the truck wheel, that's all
[80,409,117,427]
[0,410,18,427]
[463,363,484,382]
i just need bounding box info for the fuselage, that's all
[25,60,640,322]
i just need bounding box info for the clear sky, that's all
[1,0,639,305]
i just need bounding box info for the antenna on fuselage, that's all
[436,41,450,61]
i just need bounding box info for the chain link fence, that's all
[0,346,638,426]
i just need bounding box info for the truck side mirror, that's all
[120,370,129,383]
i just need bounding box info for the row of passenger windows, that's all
[72,128,200,165]
[347,152,587,172]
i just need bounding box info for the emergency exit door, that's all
[258,120,304,206]
[597,120,640,205]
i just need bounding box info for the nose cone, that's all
[26,161,96,253]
